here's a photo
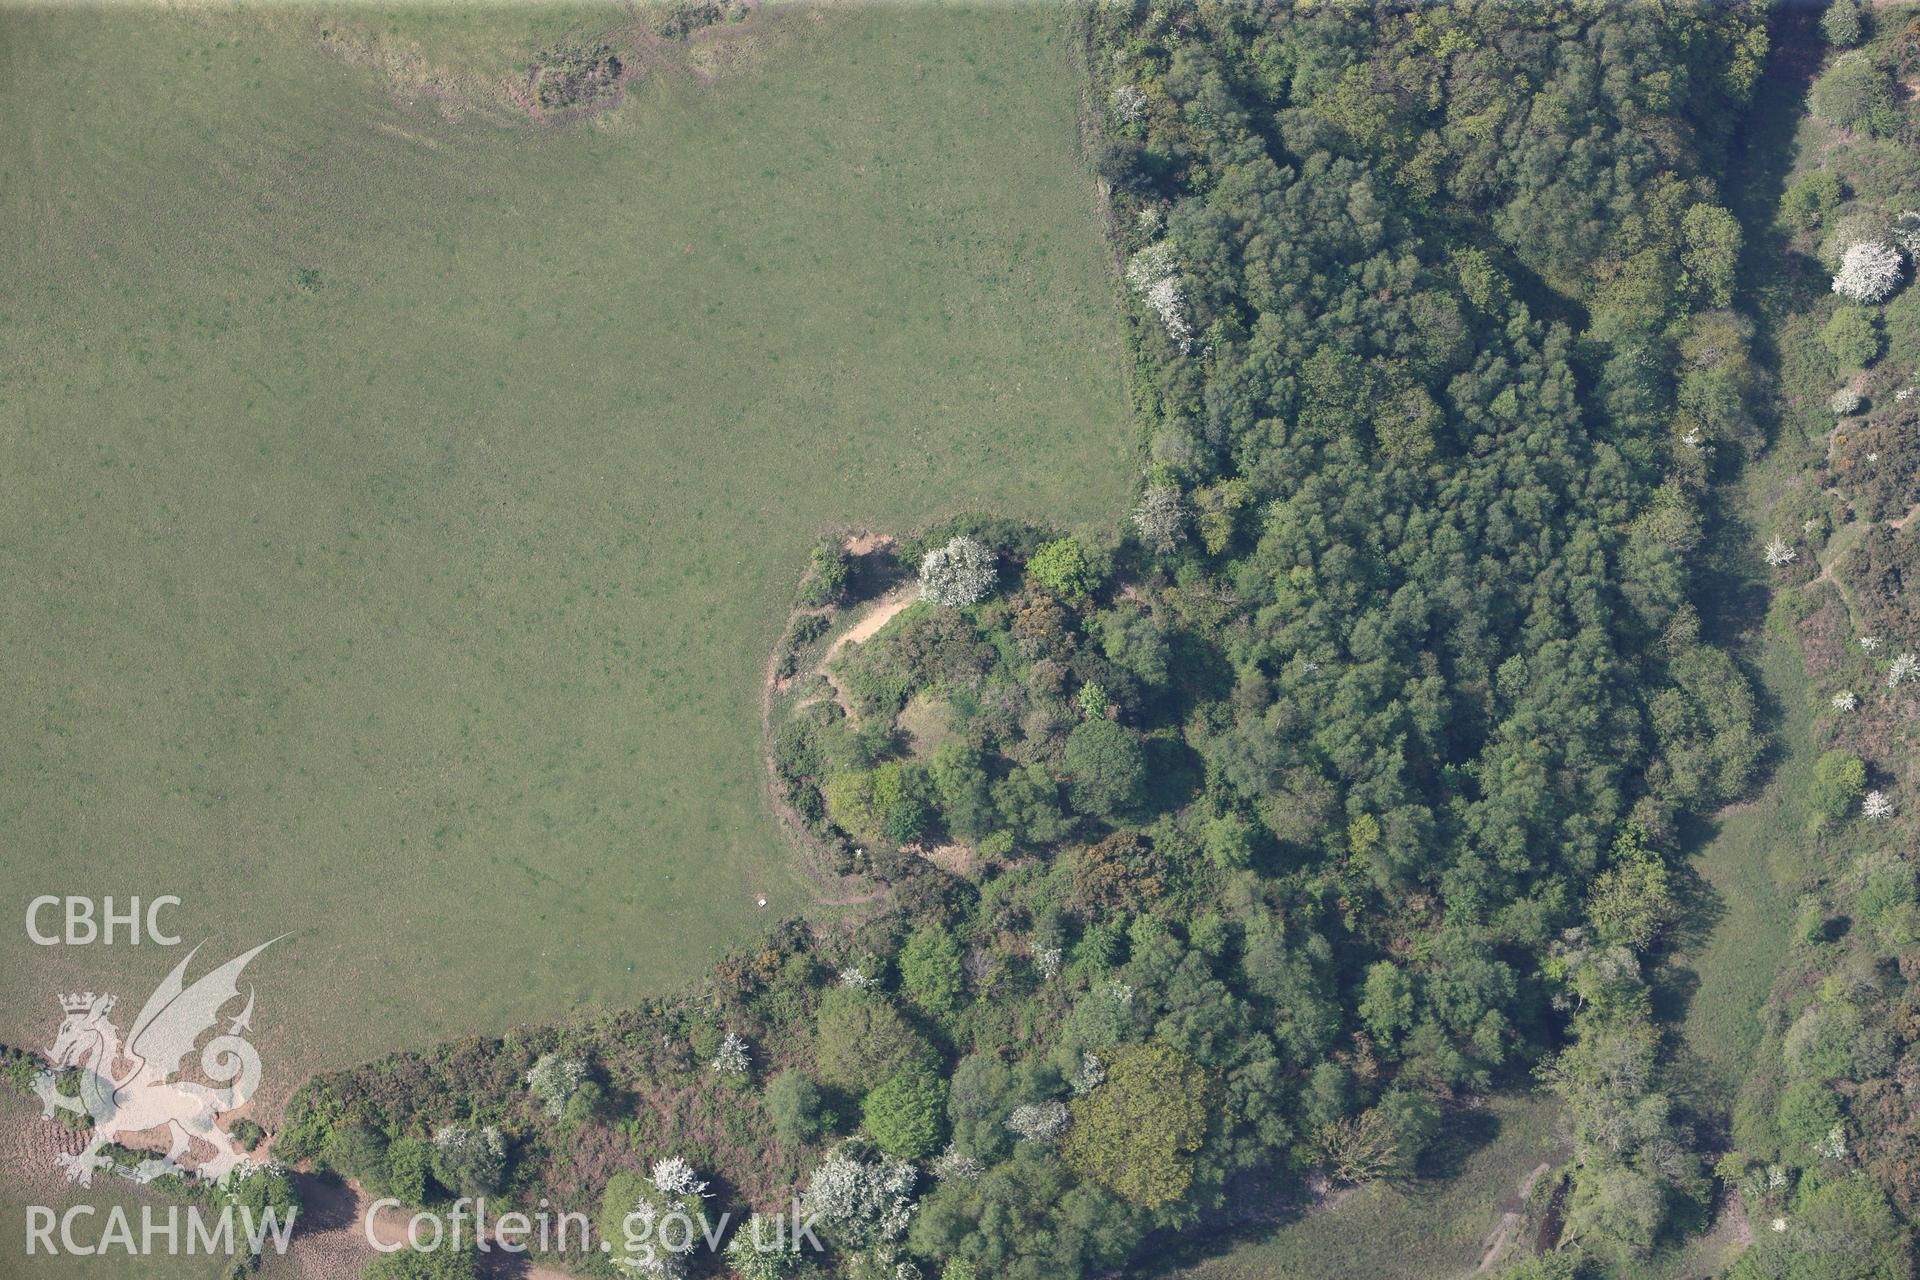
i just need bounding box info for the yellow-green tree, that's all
[1061,1042,1210,1208]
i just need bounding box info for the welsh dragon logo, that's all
[33,939,281,1187]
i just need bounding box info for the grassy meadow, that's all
[1152,1094,1564,1280]
[0,0,1131,1113]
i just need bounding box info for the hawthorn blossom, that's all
[918,536,996,607]
[1860,636,1881,654]
[1132,483,1189,553]
[1894,211,1920,257]
[1890,652,1919,689]
[1006,1101,1071,1143]
[1864,790,1894,819]
[1110,83,1147,123]
[803,1144,917,1249]
[1830,387,1863,416]
[930,1144,983,1183]
[1763,537,1797,567]
[711,1031,751,1077]
[524,1054,589,1116]
[1832,239,1905,303]
[650,1156,709,1197]
[1126,243,1193,350]
[1832,691,1857,712]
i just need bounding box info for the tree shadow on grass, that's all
[1120,1101,1510,1279]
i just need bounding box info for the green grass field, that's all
[0,0,1131,1107]
[1150,1094,1563,1280]
[1670,625,1817,1102]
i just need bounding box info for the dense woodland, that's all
[17,4,1920,1280]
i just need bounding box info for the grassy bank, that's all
[0,2,1131,1082]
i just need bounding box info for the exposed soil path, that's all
[1467,1160,1554,1276]
[755,535,908,909]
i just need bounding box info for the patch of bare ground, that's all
[314,23,510,123]
[914,842,979,878]
[1468,1160,1555,1277]
[826,589,917,661]
[269,1174,575,1280]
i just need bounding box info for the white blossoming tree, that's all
[1125,243,1193,350]
[1831,691,1857,712]
[918,536,996,607]
[1110,83,1147,124]
[1863,790,1894,820]
[1890,652,1919,689]
[930,1143,983,1183]
[711,1031,751,1078]
[1006,1100,1071,1144]
[1763,537,1797,567]
[802,1141,918,1251]
[1832,239,1906,303]
[524,1053,588,1117]
[1073,1051,1106,1095]
[1830,386,1862,416]
[610,1161,710,1279]
[1133,483,1189,554]
[651,1156,709,1198]
[1895,211,1920,257]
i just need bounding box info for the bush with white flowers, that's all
[1110,83,1146,124]
[802,1141,918,1250]
[651,1156,709,1198]
[918,536,996,607]
[1034,946,1063,979]
[1830,386,1862,416]
[1863,790,1894,819]
[712,1031,751,1078]
[930,1143,983,1183]
[1763,537,1797,567]
[1006,1100,1070,1144]
[1133,483,1189,554]
[1832,239,1906,303]
[524,1053,588,1117]
[1125,243,1193,351]
[617,1171,707,1279]
[1896,212,1920,257]
[1890,652,1919,689]
[1831,691,1857,712]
